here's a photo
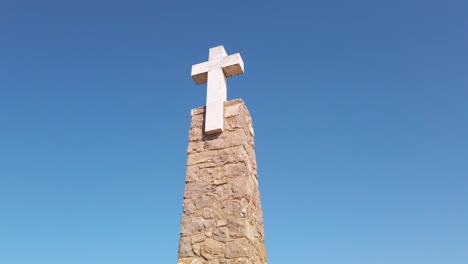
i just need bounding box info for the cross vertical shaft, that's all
[206,68,227,134]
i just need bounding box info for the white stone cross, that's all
[191,45,244,135]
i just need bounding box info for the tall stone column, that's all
[177,99,267,264]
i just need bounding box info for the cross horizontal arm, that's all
[191,53,244,85]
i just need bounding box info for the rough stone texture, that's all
[177,99,266,264]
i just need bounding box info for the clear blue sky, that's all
[0,0,467,263]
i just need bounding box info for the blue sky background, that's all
[0,0,467,263]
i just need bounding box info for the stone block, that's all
[212,227,229,243]
[184,182,213,199]
[178,257,206,264]
[181,217,216,236]
[192,233,206,244]
[187,151,214,166]
[225,238,250,258]
[228,218,256,241]
[201,238,225,260]
[178,236,194,258]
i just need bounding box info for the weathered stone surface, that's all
[193,196,213,209]
[177,257,206,264]
[224,103,241,118]
[184,182,214,199]
[192,233,207,244]
[192,243,202,256]
[201,238,225,260]
[228,218,256,241]
[179,236,194,258]
[186,166,199,183]
[216,220,228,227]
[188,141,204,154]
[181,217,216,236]
[183,199,196,215]
[259,243,267,263]
[203,207,220,219]
[220,199,249,219]
[228,176,255,199]
[189,127,203,142]
[178,100,266,264]
[188,151,215,166]
[212,227,229,243]
[230,258,250,264]
[213,184,230,201]
[225,238,250,258]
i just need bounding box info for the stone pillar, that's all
[177,99,267,264]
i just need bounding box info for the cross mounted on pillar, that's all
[191,45,244,135]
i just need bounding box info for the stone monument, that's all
[177,46,267,264]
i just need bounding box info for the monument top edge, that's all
[190,99,246,116]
